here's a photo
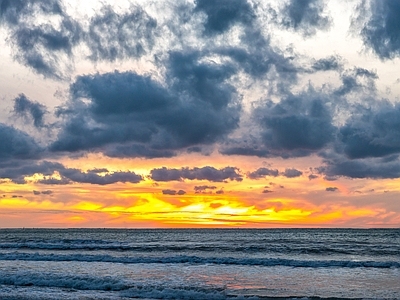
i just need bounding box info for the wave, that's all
[0,252,398,268]
[0,272,390,300]
[0,242,398,256]
[0,272,266,300]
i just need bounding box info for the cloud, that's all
[0,160,142,185]
[0,161,63,184]
[278,0,331,36]
[51,51,240,156]
[194,0,255,35]
[326,187,338,192]
[311,55,343,72]
[162,189,186,195]
[319,154,400,179]
[1,1,157,79]
[194,185,217,193]
[221,90,337,159]
[58,168,143,185]
[0,0,64,25]
[247,167,279,179]
[33,190,53,195]
[254,92,335,157]
[334,67,378,96]
[338,101,400,159]
[262,189,273,193]
[150,166,242,182]
[1,0,81,79]
[0,123,41,161]
[41,190,53,195]
[282,168,303,178]
[86,6,156,61]
[13,94,47,128]
[357,0,400,59]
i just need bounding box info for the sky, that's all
[1,0,400,228]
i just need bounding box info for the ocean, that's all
[0,228,399,299]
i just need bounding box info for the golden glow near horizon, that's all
[0,154,397,228]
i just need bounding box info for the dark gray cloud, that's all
[334,67,378,96]
[247,167,279,179]
[219,143,271,158]
[0,160,63,184]
[254,93,335,157]
[194,185,217,193]
[37,177,71,185]
[192,0,298,82]
[150,166,242,182]
[0,0,64,25]
[0,123,41,161]
[33,190,53,195]
[217,43,297,81]
[282,168,303,178]
[0,160,142,185]
[326,187,338,192]
[311,55,343,72]
[51,51,240,156]
[279,0,331,35]
[308,174,319,180]
[358,0,400,59]
[162,189,186,196]
[1,1,156,78]
[58,168,142,185]
[262,189,273,193]
[0,0,81,79]
[194,0,254,35]
[221,91,337,158]
[339,101,400,159]
[41,190,53,195]
[13,94,47,128]
[319,154,400,179]
[86,6,156,61]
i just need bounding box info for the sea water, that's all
[0,228,399,299]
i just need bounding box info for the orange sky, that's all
[1,153,399,228]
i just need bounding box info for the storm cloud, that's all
[278,0,331,36]
[13,94,47,128]
[51,51,241,156]
[319,153,400,179]
[338,101,400,159]
[162,189,186,195]
[86,6,156,61]
[358,0,400,59]
[150,166,243,182]
[194,185,217,193]
[0,123,41,161]
[0,0,81,79]
[0,160,142,185]
[254,92,335,157]
[281,168,303,178]
[248,167,279,179]
[194,0,255,35]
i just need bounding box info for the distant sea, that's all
[0,228,399,299]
